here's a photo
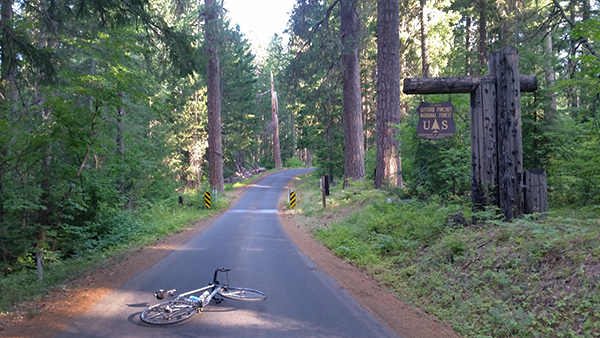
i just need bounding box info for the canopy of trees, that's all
[1,0,599,280]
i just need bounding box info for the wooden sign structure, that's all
[404,46,547,220]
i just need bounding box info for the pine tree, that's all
[375,0,402,189]
[341,0,365,186]
[205,0,224,192]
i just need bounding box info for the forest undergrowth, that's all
[0,182,245,313]
[288,172,600,338]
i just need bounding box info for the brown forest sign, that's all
[416,101,456,140]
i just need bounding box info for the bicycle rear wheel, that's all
[218,286,267,301]
[140,300,196,325]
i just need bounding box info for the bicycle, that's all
[140,267,267,325]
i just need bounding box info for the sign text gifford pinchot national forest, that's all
[416,101,456,140]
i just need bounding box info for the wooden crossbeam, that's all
[403,74,537,94]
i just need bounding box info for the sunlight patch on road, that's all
[246,184,272,188]
[228,209,278,214]
[206,307,323,333]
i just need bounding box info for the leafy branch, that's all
[294,0,341,60]
[551,0,600,59]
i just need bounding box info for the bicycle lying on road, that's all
[140,267,267,325]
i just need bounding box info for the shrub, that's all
[284,157,306,168]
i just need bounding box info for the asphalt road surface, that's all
[57,169,399,338]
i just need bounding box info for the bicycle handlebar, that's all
[213,267,231,284]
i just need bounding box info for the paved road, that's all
[57,169,399,338]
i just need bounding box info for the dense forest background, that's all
[1,0,599,285]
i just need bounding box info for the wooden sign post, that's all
[404,46,546,220]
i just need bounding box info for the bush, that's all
[284,157,305,168]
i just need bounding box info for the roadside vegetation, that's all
[288,171,600,338]
[0,175,264,313]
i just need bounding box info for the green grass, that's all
[291,173,600,338]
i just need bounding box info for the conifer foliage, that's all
[2,0,600,291]
[0,0,254,279]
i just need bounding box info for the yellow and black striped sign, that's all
[289,191,296,208]
[204,192,211,209]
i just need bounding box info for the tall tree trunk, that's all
[566,32,579,110]
[497,0,510,45]
[375,0,402,189]
[566,2,578,112]
[0,0,17,104]
[478,0,487,73]
[89,59,95,108]
[544,25,557,118]
[37,107,53,280]
[190,92,203,189]
[117,93,126,208]
[327,90,335,183]
[340,0,365,187]
[35,1,57,280]
[190,5,203,190]
[419,0,430,77]
[271,72,282,168]
[466,16,471,75]
[205,0,224,192]
[582,0,590,21]
[0,0,13,239]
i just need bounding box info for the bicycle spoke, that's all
[218,286,267,301]
[140,301,196,325]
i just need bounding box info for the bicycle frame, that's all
[157,268,229,307]
[140,267,267,325]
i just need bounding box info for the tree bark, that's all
[271,72,282,168]
[190,91,202,189]
[466,16,471,76]
[340,0,365,187]
[478,0,487,73]
[35,1,56,280]
[375,0,402,189]
[117,93,126,208]
[544,25,557,117]
[496,0,511,44]
[0,0,17,104]
[419,0,430,78]
[205,0,224,192]
[567,36,578,111]
[582,0,590,21]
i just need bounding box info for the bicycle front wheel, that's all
[218,286,267,301]
[140,300,196,325]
